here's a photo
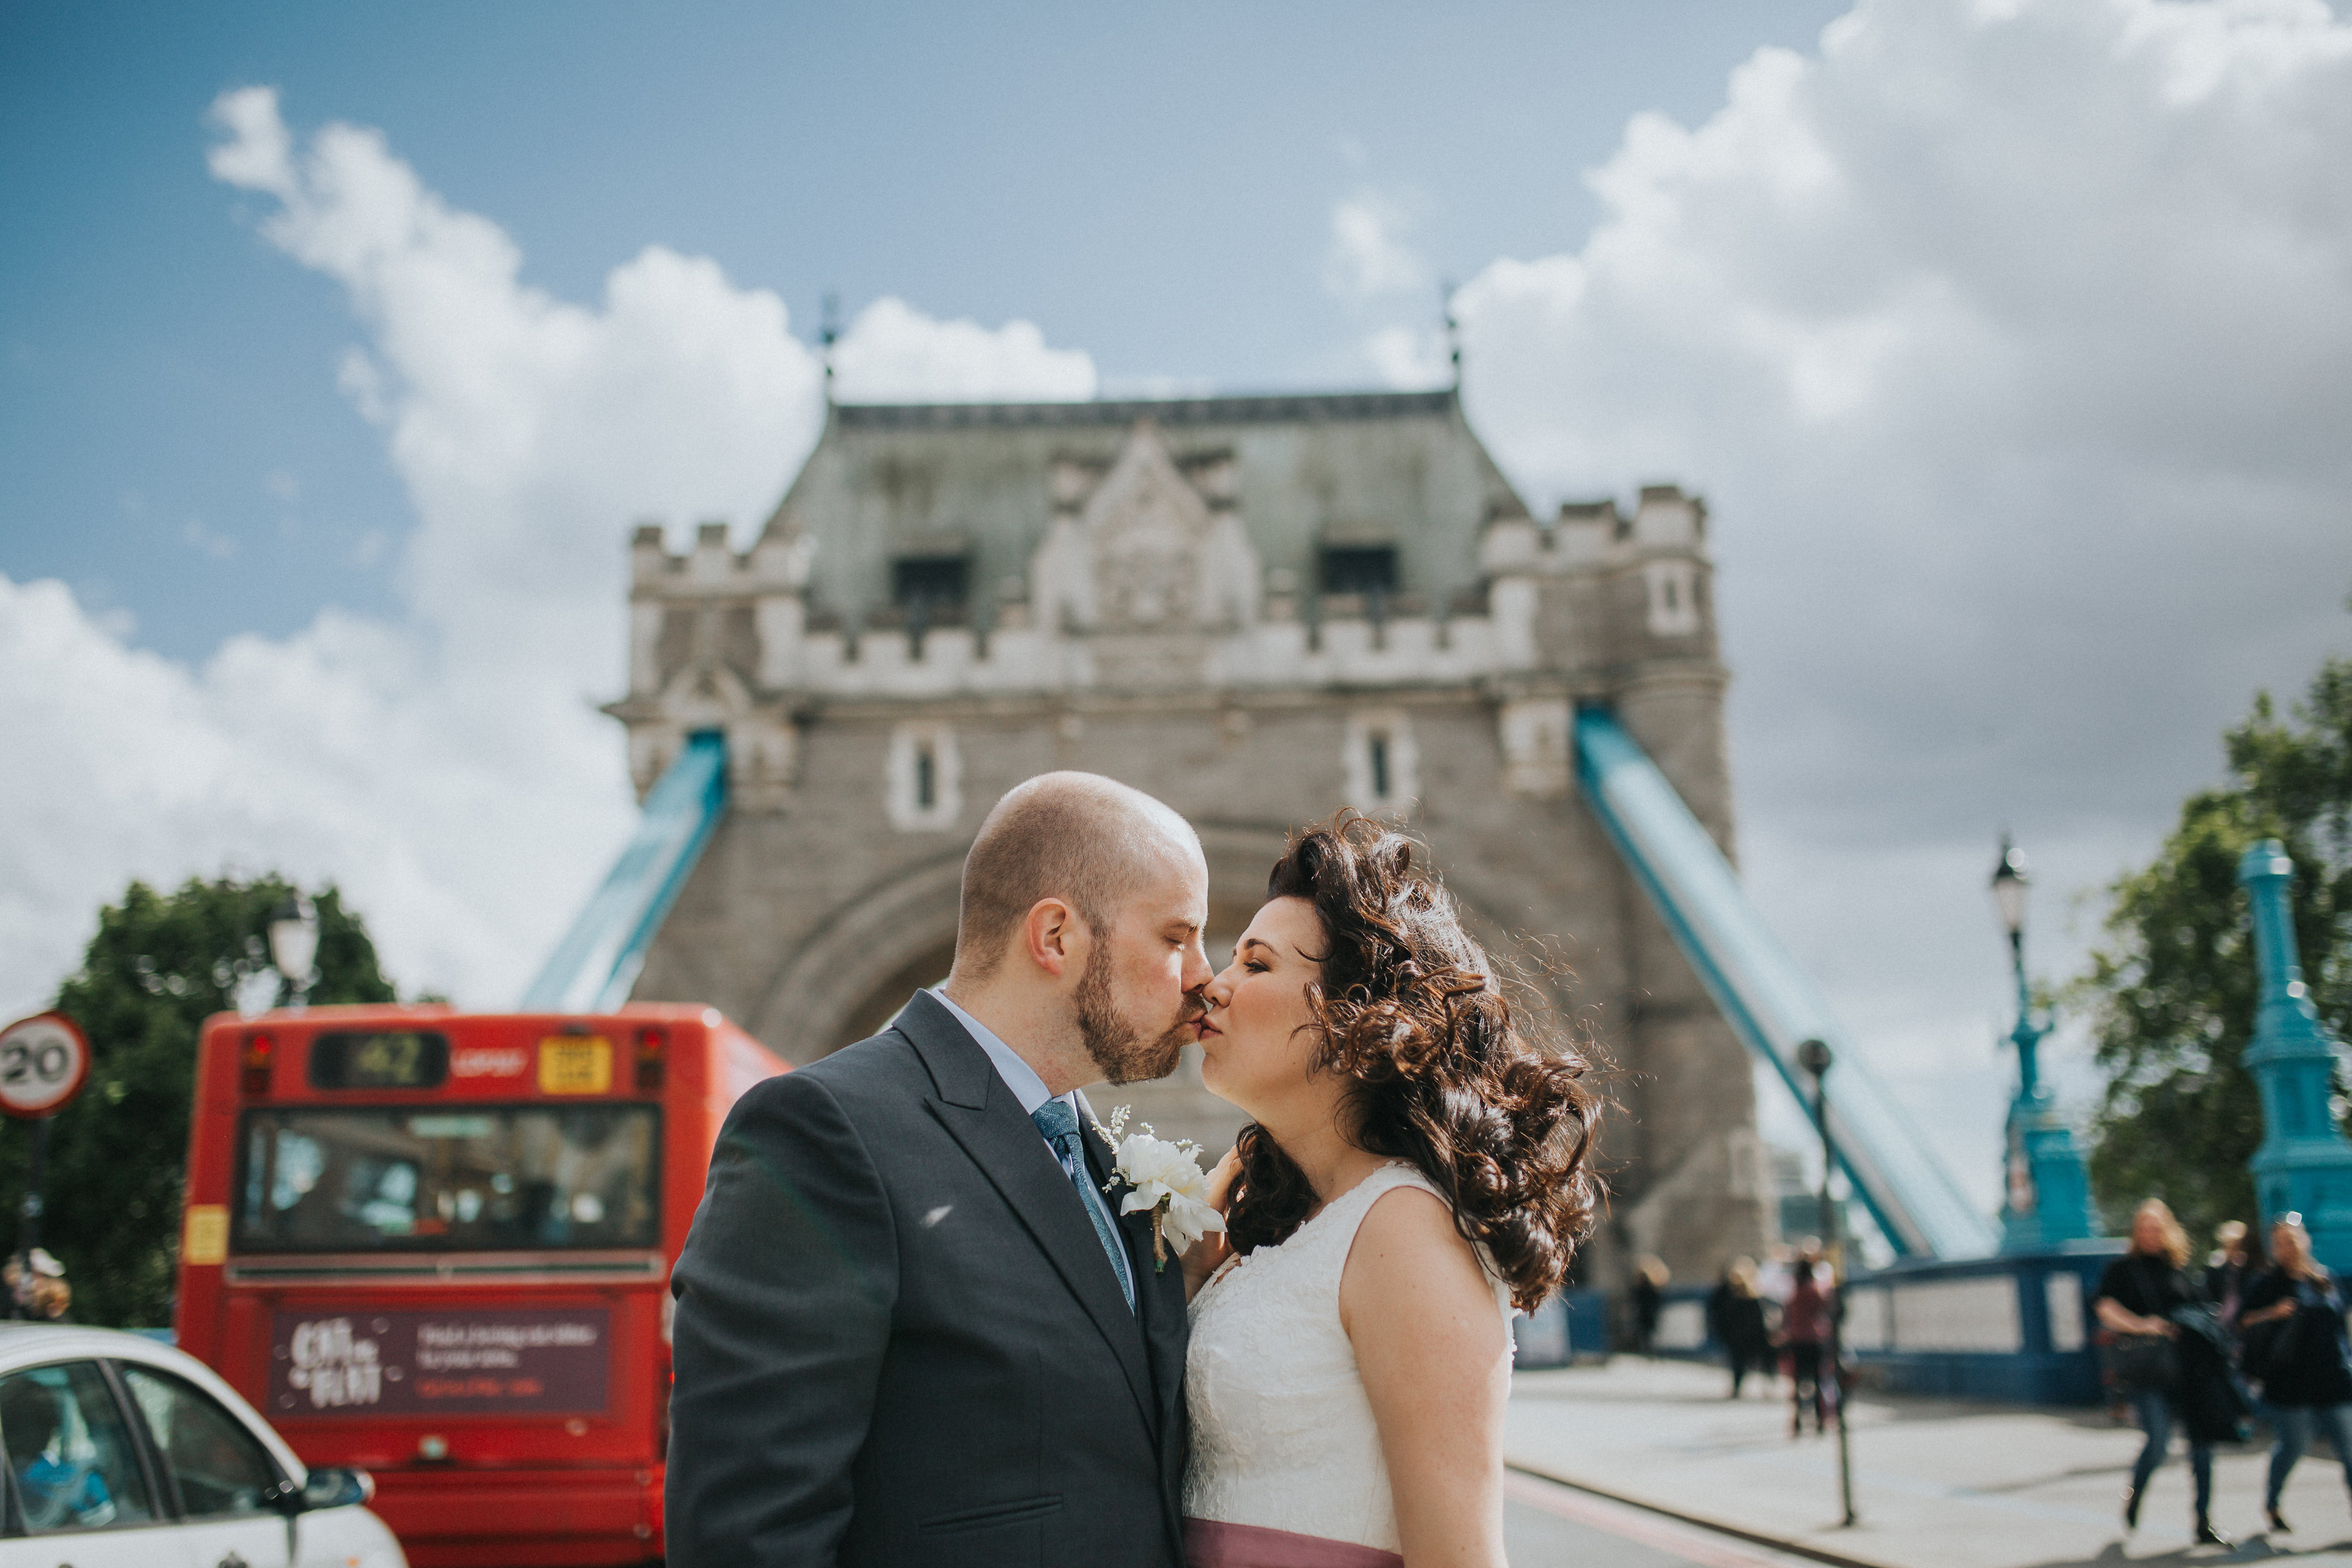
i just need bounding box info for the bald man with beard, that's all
[668,772,1213,1568]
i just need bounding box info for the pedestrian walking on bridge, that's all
[1630,1256,1668,1357]
[2241,1213,2352,1537]
[1778,1243,1835,1435]
[2206,1220,2259,1327]
[1708,1258,1773,1399]
[2097,1198,2240,1548]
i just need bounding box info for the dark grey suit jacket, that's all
[666,990,1188,1567]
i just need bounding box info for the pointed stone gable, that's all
[1029,419,1256,639]
[1082,421,1212,631]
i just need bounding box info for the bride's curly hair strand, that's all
[1222,814,1602,1311]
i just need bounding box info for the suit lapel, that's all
[1076,1094,1186,1420]
[1079,1090,1192,1562]
[898,993,1154,1431]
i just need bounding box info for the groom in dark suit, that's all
[667,771,1213,1567]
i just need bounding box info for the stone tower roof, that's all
[765,388,1531,629]
[612,385,1715,819]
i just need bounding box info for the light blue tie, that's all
[1031,1099,1136,1312]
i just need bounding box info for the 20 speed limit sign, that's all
[0,1014,90,1119]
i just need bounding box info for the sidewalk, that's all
[1507,1358,2352,1568]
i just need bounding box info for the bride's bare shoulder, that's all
[1337,1176,1495,1333]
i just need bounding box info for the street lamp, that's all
[1990,836,2041,1105]
[1988,836,2096,1250]
[1795,1036,1857,1527]
[268,892,319,1011]
[1991,835,2030,961]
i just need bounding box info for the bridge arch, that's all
[751,823,1299,1064]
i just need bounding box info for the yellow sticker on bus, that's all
[183,1204,229,1266]
[538,1037,613,1095]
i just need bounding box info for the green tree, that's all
[0,877,395,1326]
[2082,655,2352,1245]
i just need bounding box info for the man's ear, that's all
[1022,897,1082,979]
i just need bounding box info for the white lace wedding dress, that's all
[1183,1162,1514,1564]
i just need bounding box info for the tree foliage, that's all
[2082,655,2352,1246]
[0,877,394,1326]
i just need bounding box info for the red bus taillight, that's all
[634,1026,666,1092]
[241,1032,275,1096]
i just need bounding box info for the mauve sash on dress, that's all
[1183,1517,1404,1568]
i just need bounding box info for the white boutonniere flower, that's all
[1090,1106,1226,1270]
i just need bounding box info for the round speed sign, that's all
[0,1014,90,1119]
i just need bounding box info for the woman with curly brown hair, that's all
[1178,816,1601,1568]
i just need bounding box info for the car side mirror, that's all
[288,1467,374,1512]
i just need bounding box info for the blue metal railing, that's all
[519,732,728,1013]
[1574,708,1997,1260]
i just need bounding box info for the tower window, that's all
[1644,560,1702,636]
[1345,711,1416,815]
[887,723,961,832]
[1319,546,1397,598]
[893,556,970,616]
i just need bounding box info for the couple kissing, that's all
[666,770,1600,1568]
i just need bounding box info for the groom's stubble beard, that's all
[1074,940,1198,1085]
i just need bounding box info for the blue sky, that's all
[5,0,2349,1215]
[2,0,1846,661]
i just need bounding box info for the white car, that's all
[0,1322,405,1567]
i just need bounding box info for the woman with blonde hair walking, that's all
[2095,1198,2236,1546]
[2241,1213,2352,1535]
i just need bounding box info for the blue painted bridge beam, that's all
[520,731,729,1014]
[1575,708,1998,1260]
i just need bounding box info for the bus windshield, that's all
[234,1105,661,1253]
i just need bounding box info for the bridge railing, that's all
[1516,1251,2121,1407]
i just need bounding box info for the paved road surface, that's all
[1506,1470,1828,1568]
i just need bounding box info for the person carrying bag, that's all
[2241,1213,2352,1537]
[2096,1199,2235,1547]
[2110,1316,2178,1397]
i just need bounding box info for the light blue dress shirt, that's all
[928,987,1085,1180]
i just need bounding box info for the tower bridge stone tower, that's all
[606,389,1770,1282]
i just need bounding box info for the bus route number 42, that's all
[0,1013,91,1119]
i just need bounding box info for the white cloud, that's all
[1364,325,1453,391]
[833,297,1095,402]
[0,88,1100,1021]
[1323,190,1429,304]
[1326,189,1454,388]
[181,519,236,559]
[1453,0,2352,1207]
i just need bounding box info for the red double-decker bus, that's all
[175,1004,787,1566]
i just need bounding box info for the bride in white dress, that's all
[1176,817,1601,1568]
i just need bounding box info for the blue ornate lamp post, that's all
[1991,838,2097,1252]
[2240,839,2352,1271]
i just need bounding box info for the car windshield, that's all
[234,1105,660,1252]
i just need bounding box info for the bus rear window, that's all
[234,1105,660,1253]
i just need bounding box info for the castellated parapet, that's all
[605,389,1767,1285]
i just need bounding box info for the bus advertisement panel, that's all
[176,1004,787,1567]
